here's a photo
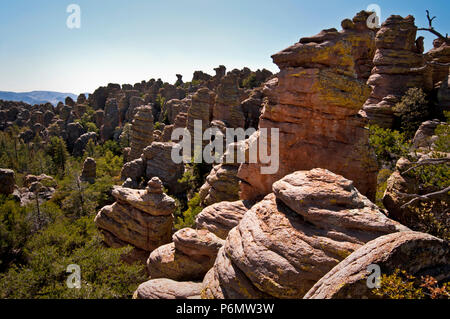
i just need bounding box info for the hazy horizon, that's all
[1,0,449,94]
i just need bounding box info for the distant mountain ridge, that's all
[0,91,79,106]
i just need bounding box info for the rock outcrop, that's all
[238,12,378,202]
[363,15,433,128]
[187,88,216,149]
[147,228,224,281]
[202,169,409,299]
[73,132,97,157]
[0,169,15,195]
[95,178,175,262]
[213,73,246,128]
[129,105,154,161]
[426,38,450,87]
[80,157,96,183]
[305,231,449,299]
[195,200,252,240]
[100,98,119,141]
[143,142,185,194]
[134,279,202,299]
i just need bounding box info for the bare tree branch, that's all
[418,10,449,40]
[401,158,450,176]
[400,186,450,209]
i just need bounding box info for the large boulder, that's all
[202,169,409,299]
[0,169,15,195]
[305,231,449,299]
[134,279,202,299]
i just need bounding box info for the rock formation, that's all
[187,88,216,149]
[80,157,96,183]
[213,73,246,128]
[0,169,15,195]
[305,231,449,299]
[238,11,379,202]
[363,15,433,128]
[426,38,450,87]
[95,178,175,262]
[195,200,252,240]
[202,169,409,299]
[129,105,154,161]
[143,142,185,194]
[73,132,97,157]
[100,98,119,141]
[147,228,224,281]
[134,279,202,299]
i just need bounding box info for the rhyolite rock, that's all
[129,105,154,161]
[213,73,246,128]
[143,142,185,194]
[100,98,119,141]
[363,15,433,128]
[0,169,16,195]
[134,279,202,299]
[304,231,449,299]
[95,178,175,261]
[202,169,409,299]
[147,228,224,281]
[73,132,97,157]
[238,12,378,202]
[80,157,96,183]
[195,200,253,240]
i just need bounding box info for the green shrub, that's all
[174,193,203,230]
[242,73,258,89]
[394,88,430,138]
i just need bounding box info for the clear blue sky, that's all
[0,0,449,94]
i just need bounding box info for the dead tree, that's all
[417,10,449,41]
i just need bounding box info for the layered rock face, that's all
[187,88,216,148]
[129,105,154,161]
[195,200,252,240]
[134,279,202,299]
[95,178,175,261]
[238,12,378,202]
[147,228,224,281]
[363,15,433,128]
[143,142,185,194]
[73,132,97,157]
[0,169,15,195]
[198,163,240,207]
[162,99,190,124]
[202,169,409,299]
[426,38,450,86]
[100,98,120,141]
[241,87,264,129]
[305,232,449,299]
[80,157,96,183]
[213,73,246,128]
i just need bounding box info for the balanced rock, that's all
[305,231,449,299]
[202,169,409,299]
